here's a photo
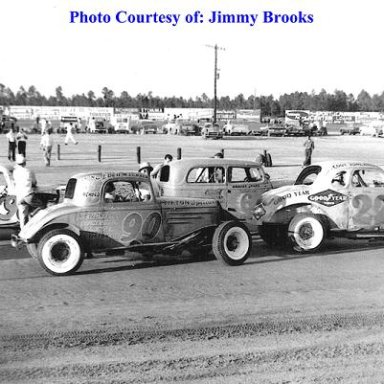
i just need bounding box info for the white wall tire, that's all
[212,221,251,266]
[37,229,84,276]
[288,214,326,253]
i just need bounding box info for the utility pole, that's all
[206,44,225,123]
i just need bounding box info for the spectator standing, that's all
[40,129,54,166]
[151,154,173,180]
[13,154,38,228]
[16,128,28,157]
[303,135,315,166]
[40,118,47,136]
[64,122,78,145]
[88,117,96,133]
[6,127,16,161]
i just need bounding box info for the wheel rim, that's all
[223,227,249,260]
[41,234,81,274]
[292,218,323,250]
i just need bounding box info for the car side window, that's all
[229,167,263,183]
[352,169,384,188]
[159,165,170,182]
[351,170,367,188]
[187,167,225,184]
[104,180,152,203]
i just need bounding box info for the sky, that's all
[1,0,384,100]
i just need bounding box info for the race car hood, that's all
[254,184,311,222]
[18,203,83,241]
[261,184,311,206]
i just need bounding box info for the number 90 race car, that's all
[254,161,384,252]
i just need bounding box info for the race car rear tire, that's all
[26,243,38,260]
[37,229,84,276]
[212,221,251,266]
[288,214,326,253]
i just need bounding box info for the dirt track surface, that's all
[2,238,384,383]
[2,134,384,382]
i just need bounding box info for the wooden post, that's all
[177,147,182,160]
[98,145,102,162]
[136,146,141,164]
[57,144,60,160]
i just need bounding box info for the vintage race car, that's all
[154,158,274,232]
[12,171,253,276]
[254,161,384,252]
[0,165,59,230]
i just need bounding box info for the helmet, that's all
[139,161,152,172]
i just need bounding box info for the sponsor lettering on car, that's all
[308,189,348,207]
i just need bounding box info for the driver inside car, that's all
[104,182,117,202]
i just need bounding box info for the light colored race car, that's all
[254,161,384,252]
[12,170,255,276]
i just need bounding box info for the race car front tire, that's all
[212,221,251,266]
[288,214,326,253]
[37,229,84,276]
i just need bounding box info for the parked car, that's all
[139,121,158,134]
[254,161,384,252]
[111,116,137,134]
[201,123,223,139]
[12,170,253,275]
[89,119,113,134]
[340,124,360,135]
[269,125,287,137]
[223,122,250,136]
[179,122,202,136]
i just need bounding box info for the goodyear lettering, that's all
[293,190,309,197]
[274,193,291,205]
[308,189,347,207]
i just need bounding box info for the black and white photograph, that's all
[1,0,384,382]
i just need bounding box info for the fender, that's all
[29,222,81,243]
[268,203,317,224]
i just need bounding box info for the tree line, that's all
[1,84,384,117]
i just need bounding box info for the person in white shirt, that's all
[64,123,78,145]
[16,128,28,157]
[13,154,38,228]
[6,127,16,161]
[40,118,47,136]
[40,129,54,166]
